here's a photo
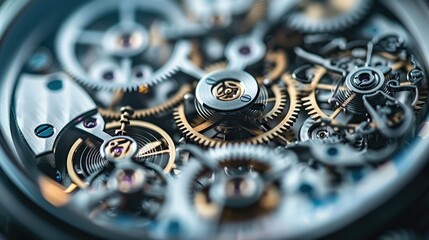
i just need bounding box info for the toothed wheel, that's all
[295,36,425,139]
[287,0,372,33]
[97,42,202,120]
[160,144,323,239]
[174,74,300,147]
[183,0,267,29]
[71,161,170,228]
[64,119,176,189]
[56,0,193,92]
[5,0,429,239]
[98,83,193,119]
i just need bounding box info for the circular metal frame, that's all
[0,0,429,239]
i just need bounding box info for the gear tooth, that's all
[303,101,312,107]
[287,0,371,33]
[174,52,306,146]
[305,105,314,111]
[308,109,317,115]
[311,114,321,120]
[57,11,187,93]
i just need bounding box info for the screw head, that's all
[83,117,98,128]
[240,94,252,102]
[408,68,423,83]
[34,124,55,138]
[46,79,63,91]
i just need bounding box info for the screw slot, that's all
[34,124,55,138]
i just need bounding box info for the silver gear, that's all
[158,144,331,239]
[71,162,169,229]
[183,0,260,28]
[287,0,372,33]
[56,0,193,92]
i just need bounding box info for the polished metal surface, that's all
[15,73,96,155]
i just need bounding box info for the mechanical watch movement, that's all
[0,0,429,239]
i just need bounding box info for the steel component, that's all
[15,73,97,155]
[56,0,193,92]
[287,0,372,33]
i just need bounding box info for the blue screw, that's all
[240,94,252,102]
[34,124,55,138]
[47,79,63,91]
[327,147,338,156]
[205,77,217,85]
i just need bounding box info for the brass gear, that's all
[301,66,331,121]
[258,50,289,122]
[263,85,287,121]
[99,84,192,119]
[258,50,288,84]
[98,43,202,119]
[66,120,176,189]
[202,50,288,121]
[173,74,300,147]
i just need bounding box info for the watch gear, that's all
[96,42,203,119]
[287,0,372,33]
[174,45,298,147]
[182,0,267,30]
[71,156,169,229]
[295,35,425,139]
[159,144,330,239]
[174,74,300,147]
[58,112,176,190]
[2,0,429,239]
[56,0,193,92]
[98,83,193,119]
